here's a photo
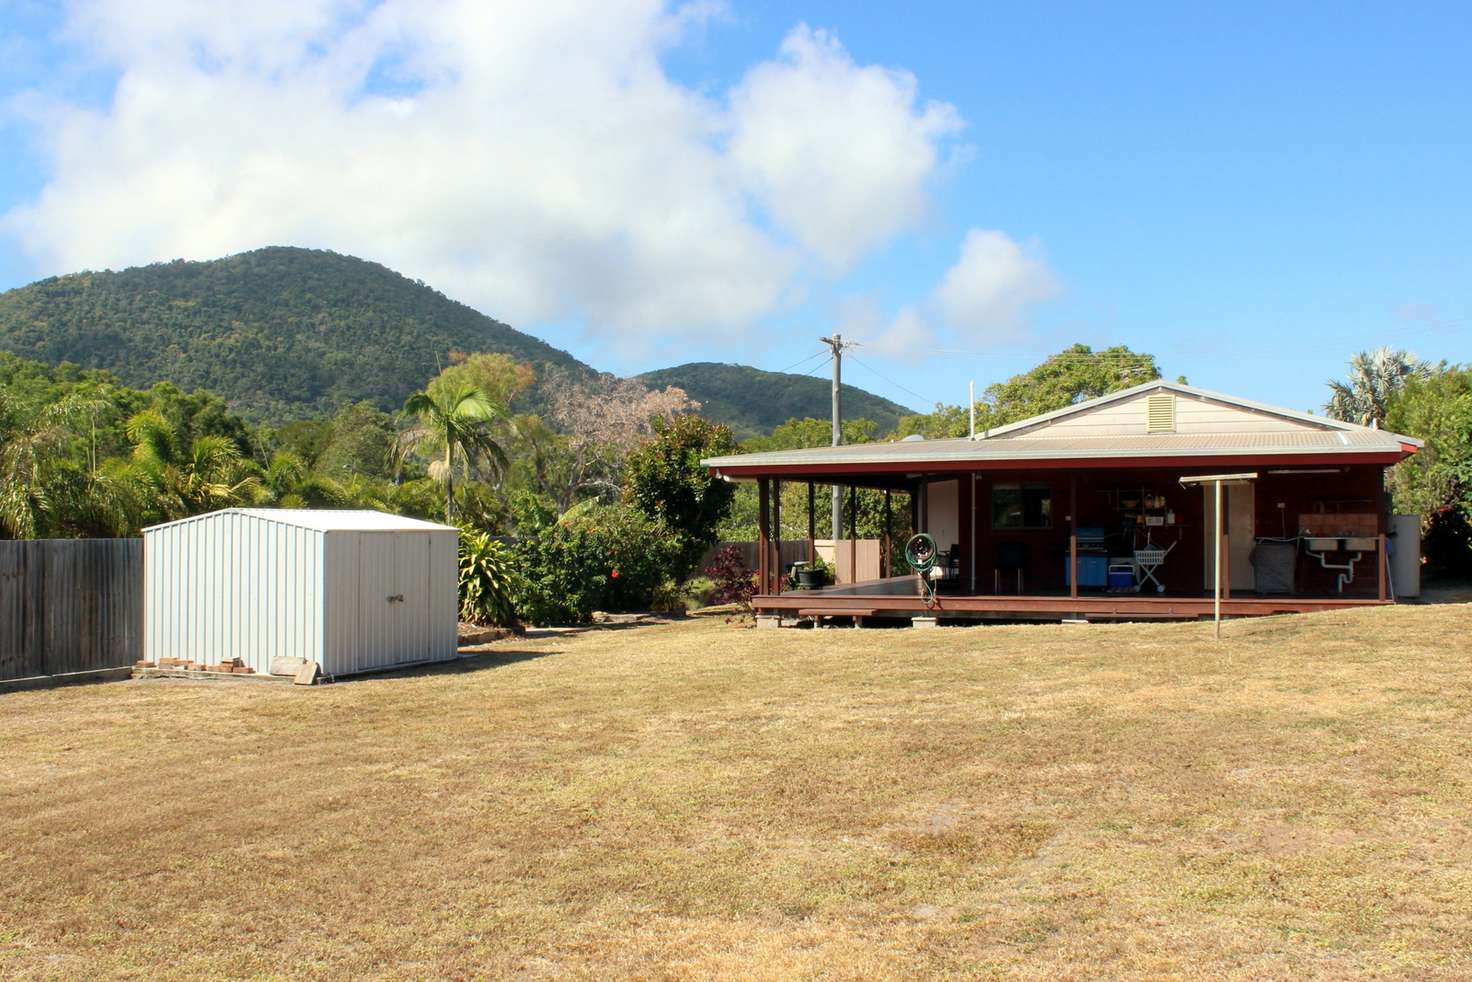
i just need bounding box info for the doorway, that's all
[1203,484,1255,592]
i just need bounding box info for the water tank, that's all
[1390,514,1421,598]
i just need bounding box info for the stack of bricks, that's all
[145,657,254,675]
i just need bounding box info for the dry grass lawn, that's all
[2,605,1471,980]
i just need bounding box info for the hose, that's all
[904,533,940,608]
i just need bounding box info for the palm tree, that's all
[1326,347,1431,427]
[122,410,260,522]
[399,384,509,522]
[253,451,349,508]
[0,392,132,538]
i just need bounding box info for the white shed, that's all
[144,509,459,677]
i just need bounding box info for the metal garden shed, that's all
[144,509,459,677]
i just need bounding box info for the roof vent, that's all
[1146,393,1176,433]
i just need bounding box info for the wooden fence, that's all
[697,539,883,585]
[0,539,143,685]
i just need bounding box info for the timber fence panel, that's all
[0,539,143,684]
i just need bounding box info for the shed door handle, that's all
[386,594,404,603]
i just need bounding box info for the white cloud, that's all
[857,305,935,360]
[3,2,960,343]
[934,228,1057,337]
[729,24,963,269]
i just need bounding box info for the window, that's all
[992,482,1052,530]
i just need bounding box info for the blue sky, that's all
[1,1,1467,416]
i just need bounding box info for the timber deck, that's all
[756,576,1391,621]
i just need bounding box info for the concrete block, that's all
[755,615,783,630]
[911,616,939,630]
[293,661,321,685]
[270,656,308,677]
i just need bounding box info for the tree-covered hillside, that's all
[0,247,593,418]
[635,362,912,440]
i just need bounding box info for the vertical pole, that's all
[758,478,770,596]
[807,481,816,568]
[773,479,782,595]
[1069,474,1079,600]
[968,380,976,438]
[823,333,844,541]
[883,489,892,579]
[849,484,858,584]
[1222,530,1231,600]
[969,474,977,592]
[1378,533,1388,601]
[1213,480,1222,641]
[1377,470,1388,601]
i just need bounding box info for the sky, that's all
[0,0,1468,416]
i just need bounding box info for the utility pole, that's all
[819,333,852,541]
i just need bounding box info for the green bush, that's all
[650,579,686,614]
[511,502,681,625]
[458,528,521,627]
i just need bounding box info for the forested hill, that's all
[636,362,912,439]
[0,247,594,418]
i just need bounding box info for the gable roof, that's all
[976,380,1375,440]
[143,508,457,534]
[701,380,1420,474]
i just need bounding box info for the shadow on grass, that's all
[329,647,563,684]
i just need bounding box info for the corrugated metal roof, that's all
[143,508,458,534]
[703,425,1411,469]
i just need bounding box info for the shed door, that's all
[357,534,432,669]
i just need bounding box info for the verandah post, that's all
[758,478,770,595]
[1223,531,1231,601]
[883,489,892,578]
[773,479,782,594]
[849,484,858,585]
[1069,474,1079,600]
[807,482,816,568]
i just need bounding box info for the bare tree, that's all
[542,369,698,509]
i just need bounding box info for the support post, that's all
[1213,480,1222,641]
[758,478,770,596]
[1378,532,1388,601]
[1069,474,1078,600]
[883,489,892,579]
[1222,531,1231,600]
[970,473,978,593]
[807,482,816,567]
[773,479,782,594]
[849,484,859,585]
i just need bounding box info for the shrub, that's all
[512,502,682,624]
[704,545,756,608]
[623,414,736,579]
[650,579,686,614]
[458,528,521,627]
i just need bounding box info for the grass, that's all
[2,605,1470,980]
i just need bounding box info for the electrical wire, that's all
[770,349,829,375]
[846,354,936,407]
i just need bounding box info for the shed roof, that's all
[143,508,458,534]
[702,380,1420,473]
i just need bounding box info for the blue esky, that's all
[1,1,1467,416]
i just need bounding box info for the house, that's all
[701,380,1423,623]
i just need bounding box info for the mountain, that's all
[637,362,912,440]
[0,247,594,418]
[0,246,912,435]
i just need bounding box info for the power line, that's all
[846,354,942,407]
[770,348,829,375]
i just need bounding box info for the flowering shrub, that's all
[703,545,756,608]
[511,502,680,624]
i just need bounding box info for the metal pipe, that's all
[1214,479,1222,640]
